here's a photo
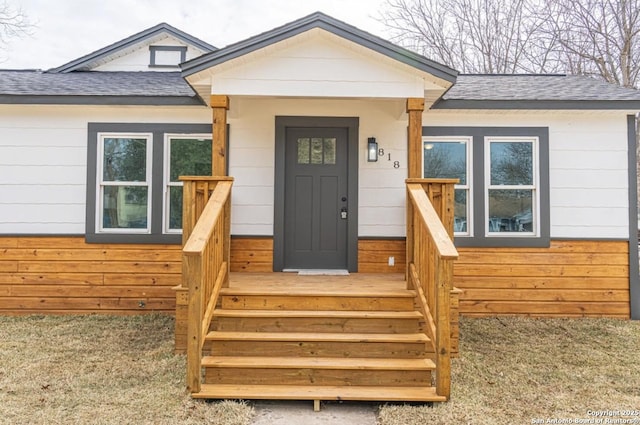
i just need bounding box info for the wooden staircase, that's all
[178,177,459,403]
[192,280,445,402]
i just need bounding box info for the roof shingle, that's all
[0,70,195,96]
[446,74,640,101]
[0,70,202,105]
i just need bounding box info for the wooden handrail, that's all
[182,177,233,394]
[407,184,458,259]
[183,181,232,254]
[406,179,458,400]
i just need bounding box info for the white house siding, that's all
[0,101,630,240]
[0,104,210,234]
[94,36,207,72]
[199,30,443,99]
[425,110,631,239]
[227,96,409,237]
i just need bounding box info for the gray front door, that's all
[283,127,349,269]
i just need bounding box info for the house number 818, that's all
[377,148,400,169]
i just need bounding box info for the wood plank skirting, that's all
[0,236,181,314]
[0,237,630,319]
[230,237,406,273]
[456,240,631,318]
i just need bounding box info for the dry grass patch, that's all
[0,314,253,425]
[379,317,640,425]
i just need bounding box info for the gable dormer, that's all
[49,23,216,73]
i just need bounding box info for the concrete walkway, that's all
[251,400,379,425]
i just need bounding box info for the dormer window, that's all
[149,46,187,68]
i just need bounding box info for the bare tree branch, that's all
[540,0,640,87]
[0,1,33,48]
[379,0,640,88]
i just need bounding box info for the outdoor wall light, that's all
[367,137,378,162]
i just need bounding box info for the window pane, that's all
[169,138,212,181]
[490,142,533,185]
[454,189,467,233]
[168,186,183,230]
[488,189,533,232]
[103,138,147,182]
[102,186,148,229]
[423,141,467,184]
[311,138,323,164]
[297,138,310,164]
[324,138,336,164]
[154,50,182,66]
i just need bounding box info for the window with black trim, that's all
[422,127,549,248]
[86,123,212,244]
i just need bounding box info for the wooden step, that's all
[193,384,447,402]
[219,293,416,311]
[206,331,429,343]
[219,287,417,297]
[213,309,424,333]
[202,356,434,386]
[205,331,431,358]
[213,309,424,319]
[202,356,435,370]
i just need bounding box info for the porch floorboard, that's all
[225,272,408,295]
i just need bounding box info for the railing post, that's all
[223,190,231,288]
[210,95,229,176]
[182,180,197,247]
[185,254,203,393]
[407,98,424,179]
[435,257,453,398]
[406,187,415,289]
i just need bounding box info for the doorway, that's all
[274,116,359,271]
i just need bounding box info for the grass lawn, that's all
[379,317,640,425]
[0,314,252,425]
[1,314,638,424]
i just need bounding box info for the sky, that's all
[1,0,389,70]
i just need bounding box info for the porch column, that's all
[210,95,229,176]
[407,98,425,178]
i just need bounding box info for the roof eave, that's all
[0,94,207,106]
[433,99,640,110]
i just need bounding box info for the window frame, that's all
[86,123,213,244]
[163,133,213,234]
[422,135,473,237]
[149,46,187,68]
[484,136,540,238]
[422,126,550,248]
[96,132,153,234]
